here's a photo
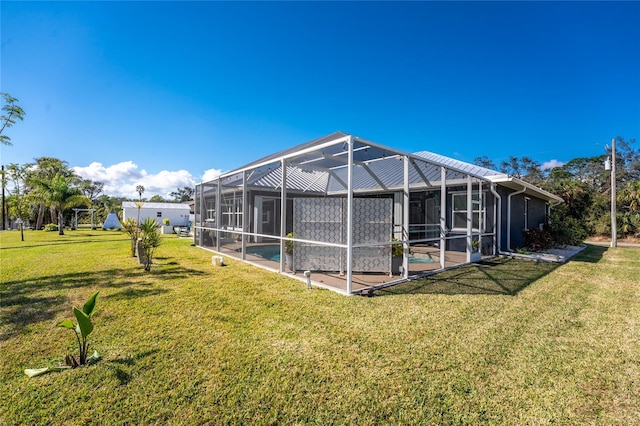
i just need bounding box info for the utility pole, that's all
[611,138,617,248]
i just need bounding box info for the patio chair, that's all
[178,221,192,237]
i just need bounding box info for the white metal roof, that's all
[122,202,190,210]
[200,132,563,203]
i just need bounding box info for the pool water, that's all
[409,254,435,264]
[245,245,281,262]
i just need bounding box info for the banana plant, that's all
[56,291,100,367]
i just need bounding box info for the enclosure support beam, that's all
[490,183,501,254]
[346,136,354,294]
[440,167,446,269]
[478,180,483,256]
[241,171,247,260]
[280,159,287,273]
[216,178,221,252]
[467,175,473,263]
[411,159,431,187]
[403,155,410,279]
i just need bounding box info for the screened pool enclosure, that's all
[194,132,502,294]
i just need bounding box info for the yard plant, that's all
[1,229,639,424]
[56,291,99,367]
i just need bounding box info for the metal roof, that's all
[201,132,562,203]
[122,202,190,209]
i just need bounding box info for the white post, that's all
[440,166,446,269]
[241,171,247,259]
[478,180,483,256]
[467,175,473,263]
[346,136,354,294]
[403,155,410,278]
[611,138,617,248]
[280,159,287,273]
[216,178,221,252]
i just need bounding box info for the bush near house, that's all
[523,228,554,251]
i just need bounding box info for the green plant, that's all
[285,232,295,254]
[121,217,139,257]
[138,217,161,271]
[43,223,58,232]
[391,238,404,257]
[523,228,554,251]
[471,239,480,252]
[163,218,170,226]
[56,291,100,367]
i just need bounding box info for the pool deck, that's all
[202,242,471,294]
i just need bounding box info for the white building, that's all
[122,202,191,227]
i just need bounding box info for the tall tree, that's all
[499,156,544,183]
[473,156,496,170]
[33,174,89,235]
[170,186,194,203]
[5,163,31,241]
[80,179,104,203]
[28,158,75,229]
[0,92,26,146]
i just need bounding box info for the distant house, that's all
[122,202,191,226]
[194,132,563,294]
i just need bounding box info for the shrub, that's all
[138,218,161,271]
[548,215,588,246]
[285,232,295,254]
[163,218,170,226]
[392,238,403,257]
[43,223,59,232]
[121,218,139,257]
[523,228,554,251]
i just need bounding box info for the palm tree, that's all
[28,157,75,229]
[36,174,90,235]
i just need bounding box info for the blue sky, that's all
[1,1,639,198]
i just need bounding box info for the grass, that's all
[1,229,639,425]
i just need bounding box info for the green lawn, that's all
[1,230,639,425]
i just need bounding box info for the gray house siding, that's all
[499,187,549,251]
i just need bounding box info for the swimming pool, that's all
[409,254,435,264]
[245,245,281,262]
[245,245,433,265]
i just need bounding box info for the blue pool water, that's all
[409,254,435,264]
[245,245,434,265]
[245,245,281,262]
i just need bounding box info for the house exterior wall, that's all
[122,203,190,226]
[499,188,549,251]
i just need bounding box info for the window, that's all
[451,191,486,231]
[156,211,162,217]
[206,200,216,221]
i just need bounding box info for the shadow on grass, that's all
[377,257,561,296]
[0,265,206,339]
[108,349,160,385]
[0,235,130,251]
[572,244,608,263]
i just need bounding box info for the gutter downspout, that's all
[489,183,501,254]
[506,185,527,253]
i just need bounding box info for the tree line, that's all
[2,91,638,245]
[1,157,194,236]
[474,136,640,244]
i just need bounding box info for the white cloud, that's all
[73,162,197,199]
[201,168,223,183]
[540,159,565,171]
[72,162,227,199]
